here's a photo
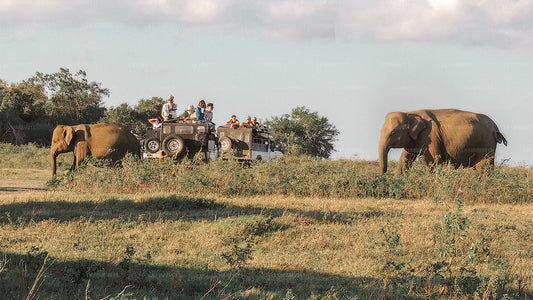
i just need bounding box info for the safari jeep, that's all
[143,122,217,160]
[217,126,283,161]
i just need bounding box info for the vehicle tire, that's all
[145,138,161,153]
[219,137,232,152]
[163,135,185,156]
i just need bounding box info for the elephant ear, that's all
[408,114,426,140]
[64,126,75,145]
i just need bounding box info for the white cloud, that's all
[131,0,233,23]
[427,0,459,10]
[477,0,533,24]
[0,0,98,28]
[268,1,326,19]
[0,0,532,49]
[337,0,533,50]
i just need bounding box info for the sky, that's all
[1,0,532,165]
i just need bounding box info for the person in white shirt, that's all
[161,95,178,121]
[184,105,197,122]
[149,117,162,128]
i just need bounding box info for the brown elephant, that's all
[50,124,141,175]
[378,109,507,175]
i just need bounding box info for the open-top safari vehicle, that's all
[142,122,282,162]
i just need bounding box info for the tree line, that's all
[0,68,164,145]
[1,68,339,158]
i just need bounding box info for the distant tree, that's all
[265,106,339,159]
[134,97,165,120]
[27,68,109,125]
[0,80,47,123]
[99,103,136,127]
[132,96,165,134]
[0,80,48,144]
[99,97,165,134]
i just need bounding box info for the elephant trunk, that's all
[379,137,390,175]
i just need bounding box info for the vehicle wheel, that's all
[219,137,232,152]
[145,138,160,153]
[163,135,185,156]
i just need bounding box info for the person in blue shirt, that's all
[195,99,206,124]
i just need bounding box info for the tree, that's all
[0,80,47,123]
[27,68,109,125]
[0,80,48,144]
[134,97,165,121]
[265,106,340,159]
[132,97,165,134]
[99,97,165,134]
[99,103,137,128]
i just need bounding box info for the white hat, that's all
[187,105,194,111]
[167,95,174,101]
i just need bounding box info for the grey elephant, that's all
[378,109,507,175]
[50,124,141,175]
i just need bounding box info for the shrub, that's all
[50,155,532,204]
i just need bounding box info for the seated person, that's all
[148,116,162,128]
[251,117,259,127]
[184,105,197,122]
[241,116,253,128]
[205,103,214,124]
[205,102,215,131]
[161,95,178,121]
[226,115,240,128]
[195,100,206,124]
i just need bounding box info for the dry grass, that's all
[0,190,531,299]
[0,143,532,299]
[49,155,533,204]
[0,169,49,194]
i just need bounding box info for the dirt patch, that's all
[0,168,49,194]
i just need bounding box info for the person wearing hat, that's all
[184,104,197,122]
[161,95,178,121]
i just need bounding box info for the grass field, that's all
[0,143,531,299]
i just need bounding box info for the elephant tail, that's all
[495,132,508,146]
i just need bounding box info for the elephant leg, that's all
[427,143,442,166]
[398,150,417,174]
[422,152,438,172]
[73,143,89,170]
[424,155,434,168]
[70,154,77,171]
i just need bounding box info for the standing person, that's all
[161,95,178,121]
[226,115,240,128]
[195,100,206,124]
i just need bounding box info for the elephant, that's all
[50,124,141,175]
[378,109,507,175]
